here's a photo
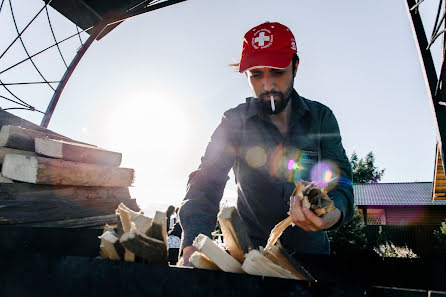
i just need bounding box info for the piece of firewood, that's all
[35,138,122,166]
[2,154,134,187]
[0,125,93,151]
[190,251,220,270]
[241,249,298,280]
[0,147,36,164]
[261,246,313,281]
[265,216,293,251]
[217,206,253,263]
[100,230,123,260]
[120,232,168,265]
[193,234,244,273]
[146,211,167,244]
[0,173,13,183]
[133,214,152,235]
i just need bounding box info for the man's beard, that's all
[258,83,294,115]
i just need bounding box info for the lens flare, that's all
[310,161,340,189]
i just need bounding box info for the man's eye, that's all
[251,73,262,78]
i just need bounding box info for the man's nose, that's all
[262,72,274,92]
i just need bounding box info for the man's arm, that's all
[178,109,240,265]
[289,107,353,230]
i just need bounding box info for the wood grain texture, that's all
[193,234,243,273]
[2,154,134,187]
[217,206,253,263]
[0,125,93,152]
[241,250,298,280]
[0,147,36,165]
[18,214,118,228]
[190,251,220,270]
[146,211,167,244]
[120,232,168,265]
[35,138,121,166]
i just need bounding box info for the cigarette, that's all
[270,95,275,112]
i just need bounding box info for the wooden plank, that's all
[146,211,167,244]
[35,138,121,166]
[0,125,93,152]
[217,206,253,263]
[193,234,244,273]
[190,251,220,270]
[17,214,117,228]
[120,232,168,265]
[133,214,152,235]
[0,198,125,224]
[0,183,132,202]
[2,154,134,187]
[241,249,298,280]
[0,147,36,165]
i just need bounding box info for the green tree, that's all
[350,151,385,183]
[328,151,385,254]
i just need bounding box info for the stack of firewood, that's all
[0,124,139,227]
[190,182,334,281]
[99,203,168,264]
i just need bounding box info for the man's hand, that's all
[289,195,341,231]
[177,245,198,267]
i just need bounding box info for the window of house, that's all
[366,209,386,225]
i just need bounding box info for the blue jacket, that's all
[179,90,354,254]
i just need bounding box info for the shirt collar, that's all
[245,89,309,121]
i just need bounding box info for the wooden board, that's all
[0,173,13,183]
[0,125,93,152]
[261,246,313,281]
[0,183,132,201]
[217,206,253,263]
[100,230,122,260]
[35,138,121,166]
[0,147,36,165]
[0,198,128,225]
[193,234,244,274]
[17,214,118,228]
[2,154,134,187]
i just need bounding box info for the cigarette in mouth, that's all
[270,95,275,112]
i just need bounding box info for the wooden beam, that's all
[193,234,243,273]
[190,251,220,270]
[35,138,121,166]
[0,183,132,202]
[0,147,36,165]
[17,214,117,228]
[120,232,168,265]
[217,206,253,263]
[2,154,134,187]
[0,125,93,152]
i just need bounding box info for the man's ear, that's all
[294,60,299,77]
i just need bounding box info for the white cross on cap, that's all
[254,32,271,47]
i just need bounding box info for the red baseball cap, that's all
[238,22,297,73]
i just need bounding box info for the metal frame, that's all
[405,0,446,172]
[40,0,187,127]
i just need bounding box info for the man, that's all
[178,22,354,265]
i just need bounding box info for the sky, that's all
[0,0,443,216]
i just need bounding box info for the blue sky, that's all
[0,0,442,215]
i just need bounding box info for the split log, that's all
[35,138,121,166]
[2,154,134,187]
[100,230,123,260]
[193,234,243,273]
[217,206,253,263]
[133,214,152,235]
[120,232,168,265]
[0,173,13,183]
[0,147,36,164]
[241,249,298,280]
[0,125,93,151]
[190,251,220,270]
[146,211,167,244]
[261,246,314,281]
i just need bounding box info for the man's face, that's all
[246,61,295,115]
